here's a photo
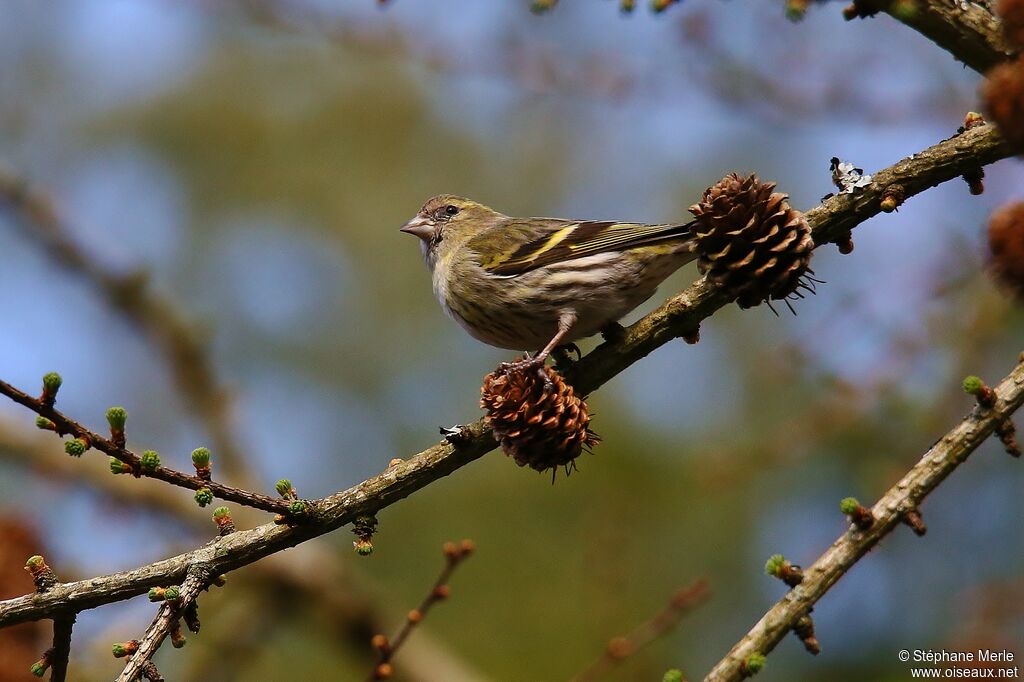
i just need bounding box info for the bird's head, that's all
[400,195,503,268]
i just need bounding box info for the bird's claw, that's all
[551,343,581,373]
[557,343,582,360]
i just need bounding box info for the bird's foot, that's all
[499,354,554,391]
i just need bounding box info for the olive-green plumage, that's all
[401,195,697,358]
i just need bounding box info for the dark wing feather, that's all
[474,218,695,277]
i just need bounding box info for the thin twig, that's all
[0,123,1013,629]
[0,166,251,483]
[571,579,710,682]
[367,541,474,681]
[117,566,210,682]
[702,358,1024,682]
[0,379,290,515]
[49,614,75,682]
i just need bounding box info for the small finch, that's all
[401,195,696,372]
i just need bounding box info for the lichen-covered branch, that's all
[702,359,1024,682]
[0,123,1013,629]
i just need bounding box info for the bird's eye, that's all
[445,205,459,216]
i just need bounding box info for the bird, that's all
[400,195,697,374]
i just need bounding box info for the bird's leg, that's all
[500,311,577,387]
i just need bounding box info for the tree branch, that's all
[0,419,490,682]
[850,0,1014,73]
[116,567,209,682]
[702,360,1024,682]
[567,123,1011,393]
[0,123,1013,629]
[0,379,290,515]
[49,614,75,682]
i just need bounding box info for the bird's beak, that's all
[399,215,435,241]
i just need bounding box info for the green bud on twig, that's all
[529,0,557,14]
[191,447,211,467]
[109,457,130,475]
[41,372,62,404]
[212,506,235,535]
[785,0,807,22]
[105,406,127,430]
[840,497,874,530]
[64,438,87,457]
[141,450,160,471]
[962,375,996,407]
[111,640,139,658]
[742,652,766,676]
[194,488,214,507]
[764,553,803,587]
[962,375,984,394]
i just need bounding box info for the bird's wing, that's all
[475,218,695,277]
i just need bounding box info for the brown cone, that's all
[988,201,1024,301]
[689,173,815,309]
[983,57,1024,150]
[481,363,599,475]
[998,0,1024,49]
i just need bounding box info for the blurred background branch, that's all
[0,166,251,484]
[572,578,710,682]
